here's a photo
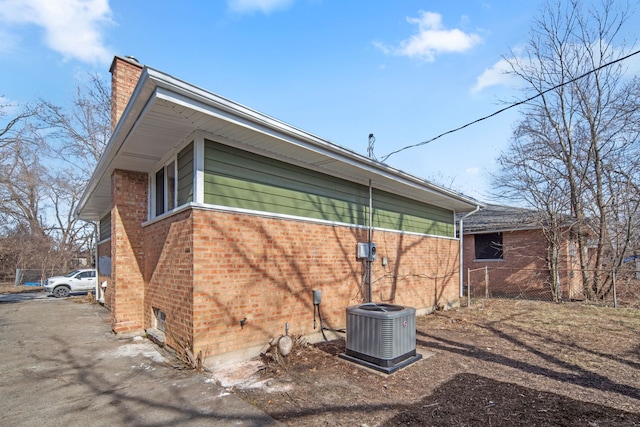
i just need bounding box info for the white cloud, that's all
[376,11,482,62]
[472,43,640,94]
[471,57,519,93]
[227,0,294,14]
[0,0,113,64]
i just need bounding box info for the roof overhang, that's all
[76,66,482,221]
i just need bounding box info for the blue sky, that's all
[1,0,638,202]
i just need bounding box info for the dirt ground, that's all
[0,282,45,294]
[4,283,638,426]
[214,299,640,426]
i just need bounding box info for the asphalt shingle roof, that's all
[458,204,544,234]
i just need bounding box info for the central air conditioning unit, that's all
[339,303,422,374]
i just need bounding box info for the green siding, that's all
[203,140,454,237]
[177,142,194,206]
[372,191,454,236]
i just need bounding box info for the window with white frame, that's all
[153,161,176,217]
[151,142,194,219]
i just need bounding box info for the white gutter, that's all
[459,205,481,297]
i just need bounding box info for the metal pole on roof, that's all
[366,134,375,303]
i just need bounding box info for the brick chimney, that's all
[109,55,143,131]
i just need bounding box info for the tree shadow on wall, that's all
[373,211,459,308]
[146,189,461,356]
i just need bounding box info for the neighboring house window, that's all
[474,233,503,260]
[152,142,194,218]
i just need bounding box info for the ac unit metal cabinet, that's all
[341,303,422,374]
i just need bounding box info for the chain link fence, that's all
[464,266,640,308]
[14,269,45,287]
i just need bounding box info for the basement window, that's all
[147,307,167,347]
[474,232,503,260]
[153,307,166,332]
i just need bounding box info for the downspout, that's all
[459,206,481,297]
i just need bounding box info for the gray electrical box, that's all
[357,242,377,261]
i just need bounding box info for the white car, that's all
[44,269,97,298]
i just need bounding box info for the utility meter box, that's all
[356,242,377,261]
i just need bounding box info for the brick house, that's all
[77,56,480,366]
[460,204,582,300]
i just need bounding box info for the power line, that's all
[380,48,640,163]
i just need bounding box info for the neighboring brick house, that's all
[460,204,582,300]
[77,56,480,366]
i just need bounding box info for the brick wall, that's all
[143,209,194,349]
[463,230,548,293]
[112,200,459,364]
[186,209,460,364]
[559,237,583,299]
[111,169,147,333]
[462,228,582,298]
[109,56,143,130]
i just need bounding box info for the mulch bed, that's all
[229,299,640,426]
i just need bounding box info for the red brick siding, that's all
[110,182,460,359]
[463,229,582,298]
[559,237,583,299]
[188,209,460,358]
[111,170,147,333]
[109,56,143,130]
[143,209,194,350]
[463,230,547,292]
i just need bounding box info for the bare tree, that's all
[36,73,111,173]
[0,73,111,278]
[493,0,640,300]
[0,99,35,150]
[32,73,111,270]
[0,138,58,276]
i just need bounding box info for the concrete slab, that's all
[0,294,283,426]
